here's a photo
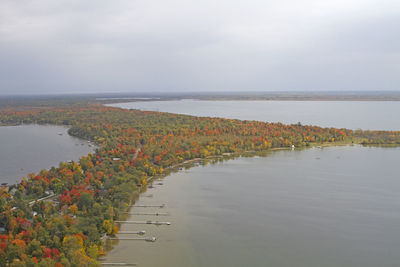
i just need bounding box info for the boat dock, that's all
[131,204,166,208]
[123,212,169,216]
[101,263,137,266]
[103,199,170,264]
[110,237,157,242]
[115,220,171,225]
[118,231,146,235]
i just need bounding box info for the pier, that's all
[101,263,137,266]
[115,220,171,225]
[122,212,169,216]
[131,204,166,208]
[110,237,157,242]
[118,231,146,235]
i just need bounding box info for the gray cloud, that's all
[0,0,399,94]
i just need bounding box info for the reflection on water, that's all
[106,146,400,267]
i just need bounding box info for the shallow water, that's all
[106,146,400,267]
[0,125,94,184]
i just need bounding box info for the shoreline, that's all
[0,124,96,185]
[1,104,399,266]
[101,143,400,267]
[102,141,362,262]
[97,94,400,105]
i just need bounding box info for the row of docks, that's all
[101,179,170,266]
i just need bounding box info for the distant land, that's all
[1,91,400,109]
[186,91,400,101]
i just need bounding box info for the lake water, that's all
[104,100,400,267]
[0,125,95,184]
[108,100,400,130]
[106,146,400,267]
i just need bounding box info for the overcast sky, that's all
[0,0,399,94]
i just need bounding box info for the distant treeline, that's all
[1,91,400,111]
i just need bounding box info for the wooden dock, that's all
[115,220,171,225]
[101,263,137,266]
[131,204,166,208]
[110,237,157,242]
[122,212,169,216]
[118,231,146,235]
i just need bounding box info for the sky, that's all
[0,0,399,95]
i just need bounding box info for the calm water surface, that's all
[109,100,400,130]
[0,125,95,184]
[106,146,400,267]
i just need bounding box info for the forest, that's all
[0,104,399,266]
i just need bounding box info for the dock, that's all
[110,237,157,242]
[101,263,137,266]
[122,212,169,216]
[115,220,171,225]
[131,204,166,208]
[118,231,146,235]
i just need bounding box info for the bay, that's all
[0,125,95,184]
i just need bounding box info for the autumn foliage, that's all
[0,104,399,265]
